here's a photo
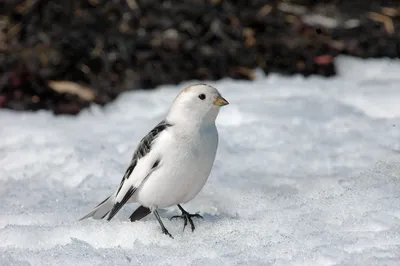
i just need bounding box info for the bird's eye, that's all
[198,94,206,100]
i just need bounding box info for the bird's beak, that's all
[213,95,229,107]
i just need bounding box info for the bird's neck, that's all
[166,106,218,128]
[166,113,216,133]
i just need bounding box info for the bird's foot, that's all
[162,227,174,239]
[170,211,203,232]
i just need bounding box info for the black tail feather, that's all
[130,205,151,222]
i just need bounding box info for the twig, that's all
[48,81,96,101]
[257,4,273,18]
[368,12,395,35]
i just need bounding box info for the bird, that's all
[79,84,229,238]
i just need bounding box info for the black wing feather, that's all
[114,120,172,196]
[116,160,136,196]
[107,186,137,221]
[108,120,172,220]
[132,120,173,160]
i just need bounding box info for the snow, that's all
[1,56,400,265]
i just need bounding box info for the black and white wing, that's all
[106,120,172,220]
[79,120,172,221]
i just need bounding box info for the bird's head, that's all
[167,84,229,125]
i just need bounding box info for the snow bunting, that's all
[80,84,229,238]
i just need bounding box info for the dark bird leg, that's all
[154,210,173,238]
[170,204,203,232]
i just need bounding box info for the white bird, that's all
[79,84,229,238]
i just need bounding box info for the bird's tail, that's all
[79,194,115,221]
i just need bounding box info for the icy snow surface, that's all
[1,56,400,266]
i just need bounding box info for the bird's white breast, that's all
[134,124,218,209]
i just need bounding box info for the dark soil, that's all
[2,0,399,114]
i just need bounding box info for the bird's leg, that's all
[170,204,203,232]
[154,210,173,238]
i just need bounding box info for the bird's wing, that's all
[106,120,172,220]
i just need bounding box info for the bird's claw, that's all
[162,227,174,238]
[191,213,204,219]
[170,212,203,232]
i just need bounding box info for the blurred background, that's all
[1,0,399,115]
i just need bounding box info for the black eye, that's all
[198,94,206,100]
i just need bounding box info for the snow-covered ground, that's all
[1,56,400,266]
